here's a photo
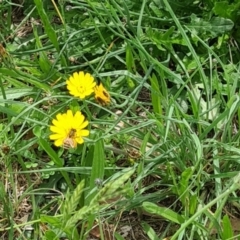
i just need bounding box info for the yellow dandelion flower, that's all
[49,110,89,148]
[66,71,96,99]
[94,83,111,105]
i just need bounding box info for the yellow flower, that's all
[66,71,96,99]
[49,110,89,148]
[94,83,111,105]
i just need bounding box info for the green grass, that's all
[0,0,240,239]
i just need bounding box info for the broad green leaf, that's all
[179,167,193,197]
[210,17,234,33]
[87,139,105,202]
[0,88,34,100]
[126,44,135,72]
[44,230,59,240]
[222,215,234,239]
[149,2,164,17]
[41,215,61,228]
[213,1,240,21]
[147,27,187,49]
[0,105,19,117]
[189,194,198,216]
[114,232,126,240]
[126,44,136,90]
[35,143,73,188]
[171,167,193,208]
[126,45,136,90]
[189,14,234,36]
[38,138,63,167]
[142,202,185,224]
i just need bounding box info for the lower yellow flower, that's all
[49,110,89,148]
[94,83,111,105]
[66,71,96,99]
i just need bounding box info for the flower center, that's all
[78,85,86,94]
[68,128,76,138]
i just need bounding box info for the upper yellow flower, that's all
[66,71,96,99]
[94,83,111,105]
[49,110,89,148]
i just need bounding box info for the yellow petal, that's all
[76,137,84,144]
[78,129,89,137]
[49,134,64,140]
[49,126,65,134]
[54,139,64,147]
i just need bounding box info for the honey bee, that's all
[63,128,76,149]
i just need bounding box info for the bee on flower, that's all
[49,110,89,149]
[62,128,77,149]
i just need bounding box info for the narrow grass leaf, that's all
[150,73,162,116]
[200,108,230,140]
[164,104,174,142]
[34,0,59,52]
[190,133,202,162]
[126,44,135,89]
[171,173,240,240]
[141,222,160,240]
[162,0,210,112]
[0,68,50,91]
[0,69,27,87]
[141,130,151,155]
[33,24,52,73]
[137,0,146,37]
